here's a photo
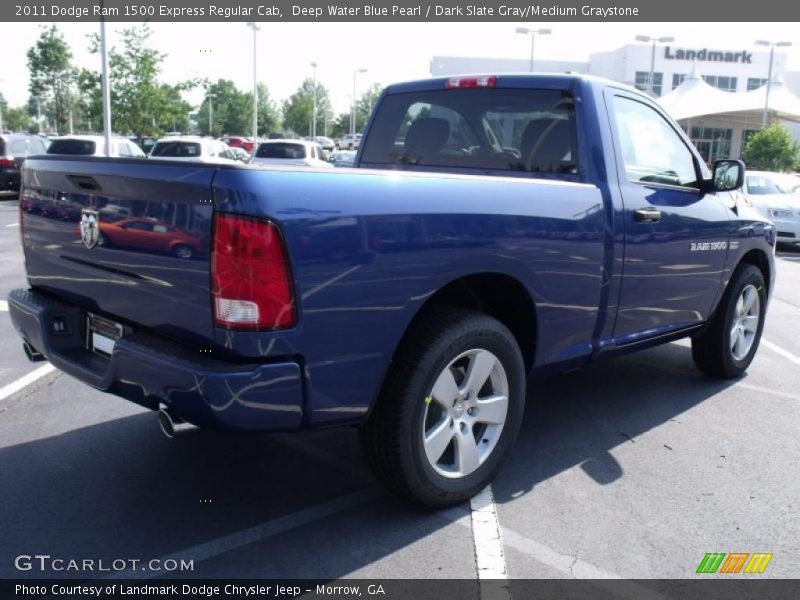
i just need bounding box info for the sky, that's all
[1,21,799,115]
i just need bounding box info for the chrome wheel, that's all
[730,284,760,361]
[422,349,509,479]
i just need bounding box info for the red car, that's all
[224,136,254,152]
[98,218,205,259]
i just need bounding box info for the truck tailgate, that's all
[20,157,216,344]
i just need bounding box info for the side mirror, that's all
[709,159,745,192]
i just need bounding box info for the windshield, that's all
[150,142,201,157]
[256,143,307,159]
[47,139,97,155]
[746,174,788,195]
[773,174,800,194]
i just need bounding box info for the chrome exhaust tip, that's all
[23,341,45,363]
[157,406,199,438]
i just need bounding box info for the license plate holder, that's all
[85,313,123,356]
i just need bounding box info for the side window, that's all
[117,142,132,157]
[612,96,698,188]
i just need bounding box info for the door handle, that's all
[634,207,661,223]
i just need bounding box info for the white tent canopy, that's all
[658,68,800,123]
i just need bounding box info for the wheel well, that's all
[405,273,536,370]
[738,249,771,296]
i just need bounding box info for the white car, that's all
[148,136,238,164]
[250,140,333,168]
[46,135,146,158]
[744,170,800,245]
[336,133,362,150]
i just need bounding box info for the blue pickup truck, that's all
[9,75,775,506]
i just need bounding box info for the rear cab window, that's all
[360,87,578,179]
[47,139,97,155]
[150,142,201,158]
[256,143,307,159]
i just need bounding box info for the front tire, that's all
[692,264,766,379]
[360,308,526,507]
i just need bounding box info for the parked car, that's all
[337,133,362,150]
[744,170,800,244]
[251,140,332,168]
[136,136,157,155]
[148,136,237,164]
[226,147,252,163]
[313,136,336,153]
[10,74,774,507]
[328,149,357,167]
[222,136,255,153]
[0,133,50,196]
[97,217,205,259]
[268,132,286,139]
[47,135,145,158]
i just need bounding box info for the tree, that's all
[74,67,102,132]
[2,105,33,132]
[256,83,281,136]
[282,79,333,137]
[27,25,74,134]
[742,124,800,172]
[354,83,383,132]
[86,25,197,139]
[197,79,248,137]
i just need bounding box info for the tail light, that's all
[0,157,15,167]
[211,214,296,330]
[445,76,497,89]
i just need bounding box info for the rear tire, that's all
[692,264,766,379]
[360,307,526,507]
[172,244,193,260]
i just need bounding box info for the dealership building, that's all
[431,43,800,162]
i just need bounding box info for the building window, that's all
[672,73,686,90]
[747,78,767,91]
[635,71,663,96]
[702,75,738,92]
[690,127,733,163]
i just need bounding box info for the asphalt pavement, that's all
[1,197,798,581]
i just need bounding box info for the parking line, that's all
[762,338,800,367]
[0,300,7,311]
[104,488,382,579]
[441,504,621,579]
[0,364,56,403]
[5,222,18,227]
[470,485,509,580]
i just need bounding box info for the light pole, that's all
[351,68,367,138]
[311,62,318,139]
[515,27,551,72]
[247,22,261,143]
[635,35,674,97]
[756,40,792,127]
[206,91,217,136]
[99,17,112,156]
[0,79,4,134]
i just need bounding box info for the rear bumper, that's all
[7,288,305,431]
